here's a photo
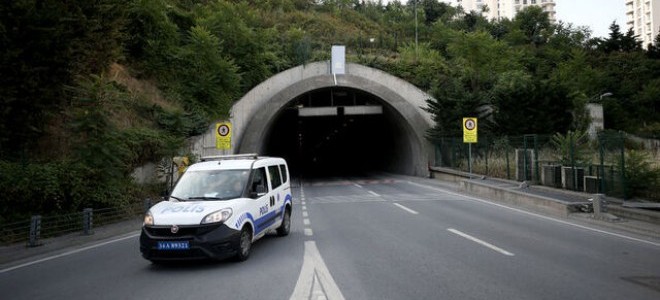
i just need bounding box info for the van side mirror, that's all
[250,185,267,198]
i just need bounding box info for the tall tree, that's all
[0,0,125,159]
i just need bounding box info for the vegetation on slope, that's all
[1,0,659,221]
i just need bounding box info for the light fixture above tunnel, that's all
[298,106,383,117]
[291,87,383,117]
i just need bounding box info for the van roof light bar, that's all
[201,153,259,162]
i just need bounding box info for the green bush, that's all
[624,150,660,201]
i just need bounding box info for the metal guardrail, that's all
[1,201,148,247]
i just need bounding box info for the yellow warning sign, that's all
[215,122,232,149]
[463,117,477,143]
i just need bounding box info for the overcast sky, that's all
[554,0,627,38]
[378,0,628,38]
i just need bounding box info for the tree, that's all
[647,30,660,59]
[0,0,126,159]
[597,21,641,53]
[621,28,642,52]
[421,0,454,25]
[512,6,552,46]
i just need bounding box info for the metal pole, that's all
[506,136,511,180]
[534,135,539,182]
[28,215,42,247]
[599,135,605,193]
[571,133,576,190]
[144,198,153,213]
[83,208,94,235]
[620,133,627,199]
[523,136,528,181]
[469,143,472,175]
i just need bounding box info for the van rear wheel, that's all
[277,208,291,236]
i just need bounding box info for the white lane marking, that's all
[368,191,380,197]
[393,203,419,215]
[353,183,363,188]
[406,181,660,248]
[303,218,311,225]
[303,211,309,218]
[448,228,515,256]
[290,241,346,300]
[0,232,140,274]
[304,228,314,236]
[302,201,306,205]
[302,205,307,211]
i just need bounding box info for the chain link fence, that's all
[433,132,660,202]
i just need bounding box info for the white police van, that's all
[140,154,292,262]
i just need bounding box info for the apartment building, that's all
[626,0,659,48]
[450,0,556,23]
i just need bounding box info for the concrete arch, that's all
[197,61,434,176]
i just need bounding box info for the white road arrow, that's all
[290,241,345,300]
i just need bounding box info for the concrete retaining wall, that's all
[430,167,660,225]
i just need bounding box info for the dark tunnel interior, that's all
[262,87,413,178]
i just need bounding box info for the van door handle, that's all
[270,196,275,207]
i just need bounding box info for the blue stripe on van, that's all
[235,194,292,235]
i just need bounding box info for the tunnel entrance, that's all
[262,87,413,178]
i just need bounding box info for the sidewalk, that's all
[0,218,142,269]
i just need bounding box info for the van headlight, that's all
[201,208,233,224]
[143,211,154,226]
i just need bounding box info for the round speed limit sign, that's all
[464,118,476,131]
[217,124,230,136]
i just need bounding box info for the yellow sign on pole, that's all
[463,117,477,143]
[215,122,232,150]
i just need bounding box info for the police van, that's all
[140,154,292,262]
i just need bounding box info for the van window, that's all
[250,167,268,198]
[268,165,282,189]
[279,164,288,183]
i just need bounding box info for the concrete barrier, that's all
[429,167,660,225]
[459,179,577,217]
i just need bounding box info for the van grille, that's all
[145,224,221,237]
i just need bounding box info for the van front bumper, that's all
[140,223,241,261]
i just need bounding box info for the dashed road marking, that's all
[304,228,314,236]
[393,203,419,215]
[448,228,515,256]
[368,191,380,197]
[407,181,660,248]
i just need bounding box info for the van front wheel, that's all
[235,227,252,262]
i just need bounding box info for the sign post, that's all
[215,122,232,150]
[463,117,478,175]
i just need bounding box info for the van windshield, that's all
[170,169,250,201]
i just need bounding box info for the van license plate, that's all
[157,241,189,250]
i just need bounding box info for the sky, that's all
[378,0,628,38]
[554,0,627,38]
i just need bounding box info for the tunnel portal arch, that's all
[200,61,434,177]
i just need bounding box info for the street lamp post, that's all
[599,92,613,101]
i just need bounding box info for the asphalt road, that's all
[1,175,660,300]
